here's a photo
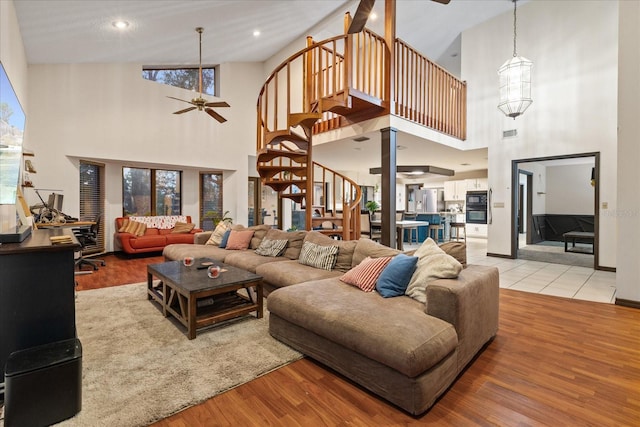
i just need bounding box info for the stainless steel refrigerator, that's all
[412,188,444,213]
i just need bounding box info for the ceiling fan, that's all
[168,27,230,123]
[348,0,451,34]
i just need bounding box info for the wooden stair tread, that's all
[257,148,308,164]
[265,130,309,150]
[289,112,323,130]
[258,166,307,180]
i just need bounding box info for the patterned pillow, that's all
[206,221,232,246]
[171,222,195,234]
[120,220,147,237]
[254,239,288,257]
[340,256,392,292]
[298,241,339,271]
[225,229,255,250]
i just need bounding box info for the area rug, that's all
[57,282,302,427]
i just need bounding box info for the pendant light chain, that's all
[513,0,518,57]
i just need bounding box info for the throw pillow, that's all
[340,256,392,292]
[303,231,357,272]
[171,221,195,234]
[224,229,255,250]
[254,238,288,257]
[376,254,419,297]
[218,229,232,248]
[298,241,339,271]
[405,238,462,303]
[122,220,146,237]
[206,221,232,246]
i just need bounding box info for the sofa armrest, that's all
[194,231,213,245]
[425,265,499,370]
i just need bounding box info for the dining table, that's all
[370,219,429,251]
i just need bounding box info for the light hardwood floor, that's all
[76,254,640,426]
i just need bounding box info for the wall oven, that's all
[466,191,488,224]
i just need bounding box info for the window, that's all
[79,161,105,254]
[200,172,223,231]
[123,167,181,216]
[142,67,216,96]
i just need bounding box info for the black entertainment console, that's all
[0,228,82,423]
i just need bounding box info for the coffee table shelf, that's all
[147,259,263,339]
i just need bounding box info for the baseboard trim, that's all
[486,252,514,259]
[597,265,616,273]
[615,298,640,309]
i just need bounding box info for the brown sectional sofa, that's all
[162,225,499,415]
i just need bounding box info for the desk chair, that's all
[402,212,419,244]
[73,214,106,271]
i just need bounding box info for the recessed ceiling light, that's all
[253,30,261,37]
[460,163,471,166]
[112,20,130,30]
[353,136,369,142]
[369,12,378,21]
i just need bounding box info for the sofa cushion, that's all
[438,241,467,267]
[163,243,230,262]
[340,256,392,292]
[256,260,342,288]
[263,229,306,260]
[225,229,255,250]
[352,238,401,267]
[267,279,458,378]
[129,234,164,249]
[406,238,462,303]
[224,250,288,273]
[254,238,288,257]
[303,231,357,272]
[298,241,339,271]
[165,233,196,245]
[376,254,418,297]
[206,221,232,246]
[171,222,195,234]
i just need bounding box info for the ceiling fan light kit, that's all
[168,27,230,123]
[498,0,533,119]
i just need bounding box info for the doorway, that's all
[511,152,599,269]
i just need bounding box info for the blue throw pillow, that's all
[218,229,232,248]
[376,254,418,297]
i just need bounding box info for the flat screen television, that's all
[0,61,26,205]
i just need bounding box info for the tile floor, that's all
[406,237,617,304]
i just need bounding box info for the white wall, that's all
[616,0,640,302]
[24,61,263,251]
[0,0,28,232]
[546,164,594,215]
[462,1,618,268]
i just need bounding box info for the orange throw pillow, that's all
[224,229,255,250]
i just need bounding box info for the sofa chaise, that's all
[162,224,499,415]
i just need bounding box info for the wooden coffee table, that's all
[147,258,263,339]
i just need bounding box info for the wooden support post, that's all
[380,127,397,248]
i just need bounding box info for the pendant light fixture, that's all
[498,0,532,119]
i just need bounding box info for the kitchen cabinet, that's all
[466,178,488,191]
[444,180,465,201]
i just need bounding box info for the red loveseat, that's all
[115,216,202,254]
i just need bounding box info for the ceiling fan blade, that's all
[167,96,194,105]
[173,106,197,115]
[431,0,451,4]
[348,0,375,34]
[204,101,230,108]
[205,108,227,123]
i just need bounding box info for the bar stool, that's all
[402,212,418,244]
[450,222,466,241]
[428,215,444,242]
